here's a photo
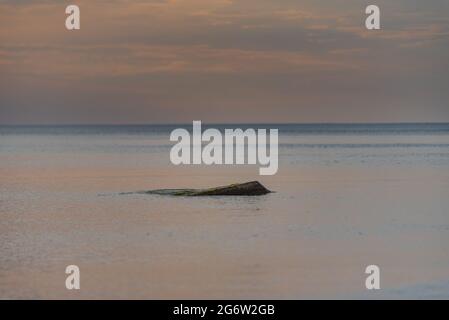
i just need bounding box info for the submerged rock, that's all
[139,181,272,196]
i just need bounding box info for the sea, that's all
[1,123,449,298]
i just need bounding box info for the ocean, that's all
[1,123,449,298]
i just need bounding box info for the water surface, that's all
[1,123,449,298]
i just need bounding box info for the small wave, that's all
[281,143,449,149]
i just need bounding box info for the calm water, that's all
[1,123,449,298]
[2,123,449,167]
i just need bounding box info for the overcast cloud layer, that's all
[0,0,448,124]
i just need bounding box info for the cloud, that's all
[1,0,448,123]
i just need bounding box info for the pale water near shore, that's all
[1,124,449,299]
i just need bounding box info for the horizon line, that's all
[1,122,449,126]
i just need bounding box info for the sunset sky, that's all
[1,0,448,124]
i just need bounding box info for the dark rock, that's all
[141,181,272,196]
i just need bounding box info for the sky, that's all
[0,0,448,124]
